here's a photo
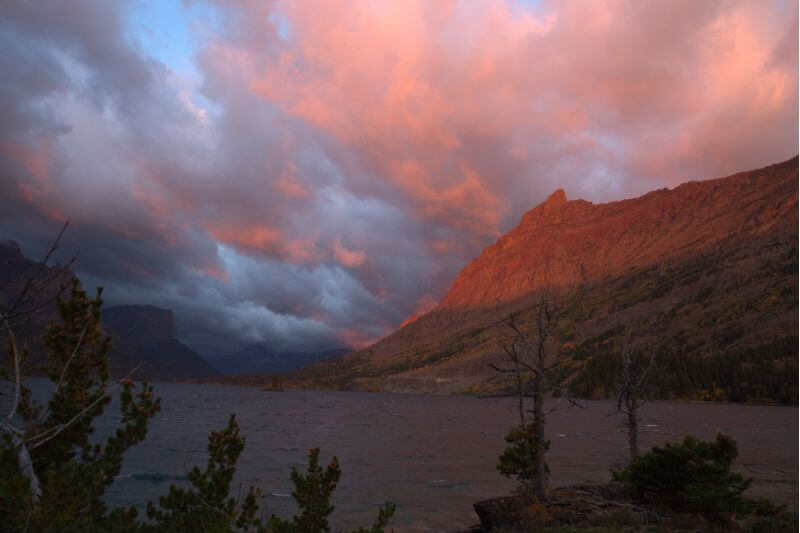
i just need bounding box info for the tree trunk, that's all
[627,403,639,461]
[532,374,548,502]
[516,374,525,426]
[12,433,42,501]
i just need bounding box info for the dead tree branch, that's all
[0,222,80,501]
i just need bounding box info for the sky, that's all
[1,0,797,357]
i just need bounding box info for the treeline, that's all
[570,335,798,405]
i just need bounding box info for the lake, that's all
[63,383,799,531]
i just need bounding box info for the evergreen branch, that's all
[29,365,141,449]
[30,324,90,427]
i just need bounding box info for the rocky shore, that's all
[466,482,796,532]
[468,482,647,531]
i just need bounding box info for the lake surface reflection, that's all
[90,383,796,532]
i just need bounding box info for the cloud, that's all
[0,0,796,356]
[333,241,366,268]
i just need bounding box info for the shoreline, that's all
[184,377,799,408]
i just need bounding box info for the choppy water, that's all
[18,381,800,531]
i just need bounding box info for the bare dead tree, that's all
[616,342,656,461]
[526,289,556,502]
[0,222,75,500]
[489,314,528,426]
[1,222,76,328]
[491,288,580,502]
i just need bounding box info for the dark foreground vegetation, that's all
[476,434,796,532]
[0,237,394,532]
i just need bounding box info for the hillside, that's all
[291,157,798,402]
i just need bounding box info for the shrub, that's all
[612,434,751,522]
[497,423,549,497]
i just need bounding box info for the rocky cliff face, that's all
[103,305,218,380]
[441,160,796,310]
[292,157,798,396]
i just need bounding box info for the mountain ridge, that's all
[288,156,798,399]
[441,157,796,310]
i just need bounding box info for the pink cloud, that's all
[210,223,281,251]
[236,0,796,219]
[333,240,367,268]
[274,161,309,199]
[209,222,320,264]
[189,263,229,282]
[337,327,380,350]
[1,140,66,223]
[2,0,795,353]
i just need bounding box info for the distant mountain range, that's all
[0,240,350,382]
[207,344,350,376]
[0,241,218,381]
[289,157,798,403]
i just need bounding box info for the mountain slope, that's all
[292,157,798,400]
[103,305,219,380]
[134,339,218,380]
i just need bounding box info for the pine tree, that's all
[145,414,265,532]
[496,423,549,497]
[0,281,160,530]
